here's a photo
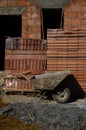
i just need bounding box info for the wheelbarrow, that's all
[30,70,71,103]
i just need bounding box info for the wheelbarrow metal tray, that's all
[30,70,70,90]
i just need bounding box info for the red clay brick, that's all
[64,11,80,18]
[80,12,86,18]
[64,18,81,25]
[28,26,41,32]
[66,5,80,11]
[70,0,86,4]
[28,32,41,39]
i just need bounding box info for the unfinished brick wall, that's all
[22,6,41,39]
[70,0,86,4]
[64,0,86,30]
[0,0,41,39]
[0,0,30,6]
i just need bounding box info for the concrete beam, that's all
[0,7,26,15]
[36,0,69,8]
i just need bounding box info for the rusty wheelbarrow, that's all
[30,70,71,103]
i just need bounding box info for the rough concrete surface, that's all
[0,95,86,130]
[37,0,69,8]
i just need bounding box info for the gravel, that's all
[0,96,86,130]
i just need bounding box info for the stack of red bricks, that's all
[47,29,78,73]
[22,6,41,39]
[4,38,47,92]
[47,29,86,91]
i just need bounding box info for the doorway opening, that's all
[0,15,22,70]
[42,8,64,39]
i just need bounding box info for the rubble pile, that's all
[0,100,86,130]
[0,71,86,130]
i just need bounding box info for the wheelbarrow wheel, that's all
[52,88,70,103]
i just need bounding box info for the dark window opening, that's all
[0,15,22,70]
[42,8,64,39]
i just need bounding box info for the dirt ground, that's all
[0,97,39,130]
[2,95,41,103]
[0,93,86,130]
[0,95,86,130]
